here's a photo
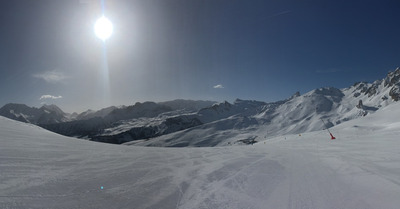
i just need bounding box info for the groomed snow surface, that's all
[1,103,400,209]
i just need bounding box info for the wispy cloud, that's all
[213,84,224,89]
[271,10,292,18]
[33,70,68,83]
[39,95,63,100]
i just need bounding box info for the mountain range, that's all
[1,67,399,147]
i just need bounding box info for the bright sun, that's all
[94,16,113,41]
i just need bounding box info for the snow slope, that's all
[1,101,400,209]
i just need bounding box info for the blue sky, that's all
[1,0,399,113]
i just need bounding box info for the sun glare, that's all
[94,16,113,41]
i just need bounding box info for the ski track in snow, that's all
[1,108,400,209]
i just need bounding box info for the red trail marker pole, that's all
[329,133,336,140]
[321,119,336,140]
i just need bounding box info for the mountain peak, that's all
[384,67,400,87]
[41,104,64,113]
[288,91,300,100]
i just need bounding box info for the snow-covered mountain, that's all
[75,106,118,120]
[128,68,400,147]
[159,99,220,112]
[37,100,215,142]
[0,103,69,124]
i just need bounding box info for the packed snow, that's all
[1,101,400,208]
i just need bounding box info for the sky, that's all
[1,0,400,113]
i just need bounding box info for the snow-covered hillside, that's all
[1,101,400,209]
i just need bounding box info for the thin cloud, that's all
[39,95,63,100]
[213,84,224,89]
[33,70,68,83]
[271,10,292,18]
